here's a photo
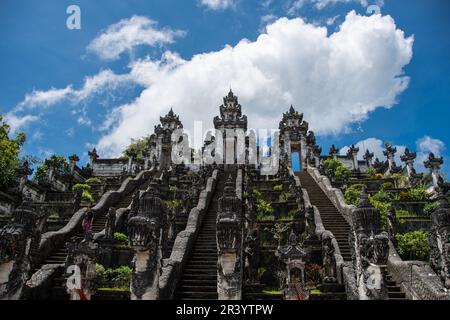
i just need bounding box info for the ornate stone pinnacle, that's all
[358,187,371,208]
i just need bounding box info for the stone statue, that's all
[244,228,259,284]
[350,188,389,300]
[105,207,116,239]
[65,233,101,300]
[216,174,243,300]
[0,196,43,299]
[321,231,336,283]
[305,206,317,241]
[127,181,166,300]
[428,188,450,288]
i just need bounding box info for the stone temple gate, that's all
[0,89,448,301]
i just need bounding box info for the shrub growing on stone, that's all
[423,201,438,216]
[344,184,366,206]
[273,184,283,191]
[398,187,430,202]
[114,232,129,245]
[395,230,429,261]
[335,166,350,183]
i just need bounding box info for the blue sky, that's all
[0,0,449,177]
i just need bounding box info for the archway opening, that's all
[291,152,301,172]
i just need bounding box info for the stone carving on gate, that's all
[216,175,243,300]
[127,180,166,300]
[0,195,45,300]
[429,181,450,288]
[349,188,389,300]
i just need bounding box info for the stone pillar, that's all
[15,161,33,194]
[127,156,134,175]
[383,143,396,172]
[363,150,374,168]
[88,148,99,166]
[68,154,79,175]
[65,233,100,300]
[128,181,166,300]
[312,145,322,168]
[428,186,450,288]
[424,153,444,189]
[350,188,389,300]
[329,145,339,160]
[348,144,360,171]
[217,175,243,300]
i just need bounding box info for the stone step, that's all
[181,279,216,286]
[175,292,218,300]
[179,285,217,292]
[186,264,217,269]
[388,292,406,299]
[387,286,401,292]
[183,274,217,281]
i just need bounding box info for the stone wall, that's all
[92,159,129,177]
[159,169,218,299]
[388,243,450,300]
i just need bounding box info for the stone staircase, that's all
[385,269,407,300]
[174,170,231,300]
[298,171,352,261]
[30,177,152,299]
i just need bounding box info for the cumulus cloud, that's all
[341,136,447,173]
[416,136,445,156]
[340,137,406,164]
[95,12,413,157]
[6,69,135,131]
[416,136,445,171]
[3,114,39,133]
[288,0,384,13]
[87,16,185,61]
[200,0,236,10]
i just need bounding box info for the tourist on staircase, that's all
[82,204,94,236]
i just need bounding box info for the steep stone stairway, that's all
[30,176,152,299]
[298,171,352,261]
[385,269,407,300]
[175,170,233,300]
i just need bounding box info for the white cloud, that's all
[200,0,236,10]
[6,69,135,131]
[416,136,445,156]
[341,136,447,173]
[87,15,185,61]
[340,137,406,164]
[17,86,73,111]
[287,0,384,14]
[95,12,413,157]
[416,136,445,171]
[3,114,39,133]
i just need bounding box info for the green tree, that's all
[34,155,70,183]
[123,137,150,161]
[0,115,26,189]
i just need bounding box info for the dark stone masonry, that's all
[1,90,449,300]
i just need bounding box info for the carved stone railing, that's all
[387,242,450,300]
[301,185,346,284]
[35,168,156,267]
[289,167,355,297]
[307,166,355,225]
[159,169,218,299]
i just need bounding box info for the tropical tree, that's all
[0,115,26,189]
[122,137,150,161]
